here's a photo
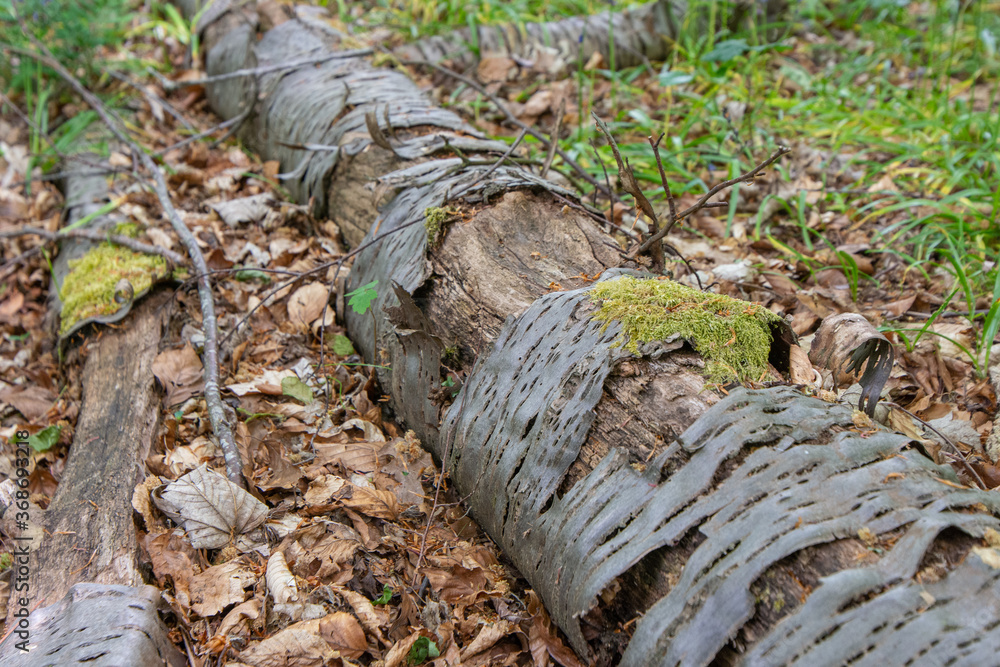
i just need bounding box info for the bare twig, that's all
[592,112,663,270]
[635,145,790,256]
[11,40,246,486]
[540,98,565,180]
[148,48,374,91]
[446,127,529,203]
[883,401,986,490]
[152,114,246,157]
[402,58,606,195]
[105,68,196,132]
[0,227,187,265]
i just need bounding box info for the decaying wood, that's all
[0,584,185,666]
[174,3,1000,665]
[2,160,168,637]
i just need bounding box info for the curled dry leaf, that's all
[189,558,256,617]
[318,611,368,659]
[335,585,389,646]
[239,617,335,667]
[151,464,268,549]
[266,551,299,605]
[809,313,895,417]
[287,282,331,328]
[152,345,204,407]
[459,619,514,661]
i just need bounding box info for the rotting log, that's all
[177,2,1000,665]
[1,158,171,641]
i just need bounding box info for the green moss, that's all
[588,276,783,382]
[59,244,168,335]
[113,221,140,238]
[424,206,455,246]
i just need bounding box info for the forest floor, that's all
[1,1,999,665]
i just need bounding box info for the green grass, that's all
[341,0,1000,373]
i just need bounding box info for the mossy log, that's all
[0,158,175,662]
[176,2,1000,665]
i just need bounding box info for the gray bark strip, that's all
[174,2,1000,665]
[0,584,185,666]
[393,0,684,74]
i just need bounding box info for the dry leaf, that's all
[266,551,299,605]
[152,464,268,549]
[288,282,330,327]
[809,313,894,416]
[319,612,367,659]
[0,384,56,422]
[239,617,335,667]
[343,484,400,520]
[527,590,583,667]
[477,56,516,84]
[460,620,514,661]
[152,345,204,407]
[189,559,255,617]
[787,344,815,385]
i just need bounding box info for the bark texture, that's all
[5,159,168,630]
[177,2,1000,665]
[0,584,185,666]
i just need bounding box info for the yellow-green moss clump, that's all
[424,206,454,246]
[59,244,168,335]
[589,276,783,382]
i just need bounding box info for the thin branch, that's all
[446,127,529,203]
[0,227,187,265]
[402,58,606,195]
[883,401,987,490]
[105,68,196,132]
[11,40,246,486]
[540,98,565,180]
[635,145,790,256]
[148,48,374,91]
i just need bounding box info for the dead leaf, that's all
[151,464,268,549]
[477,57,516,84]
[788,344,815,385]
[152,345,204,407]
[809,313,895,416]
[460,620,514,661]
[0,384,56,422]
[189,558,255,617]
[343,484,400,520]
[266,551,299,605]
[239,616,335,667]
[527,590,582,667]
[319,612,368,659]
[288,282,330,328]
[522,90,553,118]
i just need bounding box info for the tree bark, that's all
[177,3,1000,665]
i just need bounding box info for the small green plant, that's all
[408,636,440,665]
[346,280,379,315]
[345,280,381,371]
[14,424,61,452]
[372,584,393,605]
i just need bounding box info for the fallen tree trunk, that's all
[178,2,1000,665]
[0,157,178,660]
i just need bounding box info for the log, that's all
[2,158,168,636]
[176,2,1000,665]
[0,583,185,666]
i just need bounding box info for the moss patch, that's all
[589,276,783,382]
[59,244,168,335]
[424,206,455,246]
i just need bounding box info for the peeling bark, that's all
[176,3,1000,665]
